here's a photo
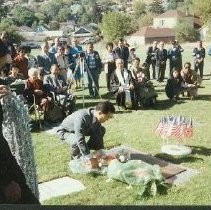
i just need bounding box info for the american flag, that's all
[155,116,193,141]
[155,116,164,136]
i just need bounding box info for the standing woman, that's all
[102,42,116,92]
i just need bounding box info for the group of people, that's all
[0,32,78,119]
[144,40,204,101]
[0,30,209,205]
[103,38,206,105]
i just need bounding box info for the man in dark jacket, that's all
[0,85,40,204]
[146,41,158,80]
[114,38,129,69]
[57,101,115,159]
[193,40,206,78]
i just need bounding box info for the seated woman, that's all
[4,64,25,85]
[110,58,135,109]
[4,64,25,95]
[24,67,52,112]
[130,58,157,107]
[180,62,202,99]
[165,68,182,101]
[43,64,75,115]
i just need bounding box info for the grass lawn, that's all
[32,42,211,205]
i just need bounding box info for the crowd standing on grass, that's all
[0,31,207,112]
[0,29,208,204]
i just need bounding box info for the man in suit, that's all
[57,101,115,159]
[37,42,57,76]
[146,41,158,80]
[114,38,129,69]
[193,40,206,78]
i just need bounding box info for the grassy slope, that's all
[32,42,211,205]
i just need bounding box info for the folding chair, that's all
[28,94,44,130]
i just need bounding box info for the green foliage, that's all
[57,8,72,22]
[0,22,24,44]
[35,12,49,24]
[0,5,8,21]
[175,19,198,42]
[0,18,15,26]
[148,0,165,14]
[192,0,211,23]
[132,0,146,19]
[78,0,102,24]
[167,0,178,10]
[138,12,154,28]
[100,12,134,42]
[11,5,37,27]
[40,1,62,23]
[49,21,60,30]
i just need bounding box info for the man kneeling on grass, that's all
[57,101,115,160]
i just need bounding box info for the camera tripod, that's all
[78,56,102,108]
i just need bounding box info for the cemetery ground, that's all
[31,43,211,205]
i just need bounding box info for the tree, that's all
[167,0,178,10]
[40,0,63,23]
[192,0,211,23]
[11,5,37,27]
[100,12,134,42]
[49,21,60,30]
[35,12,48,24]
[0,5,8,22]
[79,0,102,24]
[148,0,165,14]
[175,19,197,42]
[0,22,24,44]
[133,0,146,18]
[138,12,153,28]
[57,8,72,22]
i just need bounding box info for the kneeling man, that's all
[57,101,115,159]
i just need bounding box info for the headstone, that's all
[38,176,86,202]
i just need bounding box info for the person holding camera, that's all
[193,41,206,78]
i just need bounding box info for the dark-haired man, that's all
[114,38,129,69]
[57,101,115,159]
